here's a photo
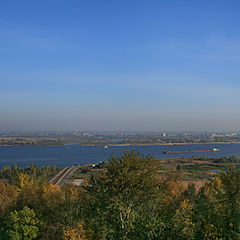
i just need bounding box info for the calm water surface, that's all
[0,143,240,168]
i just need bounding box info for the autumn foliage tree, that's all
[0,183,18,217]
[2,155,240,239]
[63,223,88,240]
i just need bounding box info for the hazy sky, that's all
[1,0,240,131]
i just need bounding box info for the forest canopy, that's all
[0,151,240,239]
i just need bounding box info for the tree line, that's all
[0,151,240,239]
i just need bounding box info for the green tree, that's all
[194,168,240,240]
[172,200,195,240]
[219,168,240,239]
[2,206,39,240]
[83,151,165,240]
[194,176,226,240]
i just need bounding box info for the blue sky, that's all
[1,0,240,131]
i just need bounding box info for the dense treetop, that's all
[0,151,240,239]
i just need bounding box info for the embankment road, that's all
[48,166,79,186]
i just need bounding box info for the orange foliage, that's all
[63,223,88,240]
[0,182,18,216]
[168,181,186,198]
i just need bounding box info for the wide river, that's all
[0,143,240,168]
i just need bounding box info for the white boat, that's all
[212,148,219,151]
[104,145,108,149]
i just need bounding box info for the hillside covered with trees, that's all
[0,151,240,239]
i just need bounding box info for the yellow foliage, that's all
[42,183,64,209]
[18,172,31,188]
[204,223,225,240]
[204,177,223,195]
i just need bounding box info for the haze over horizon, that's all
[1,1,240,132]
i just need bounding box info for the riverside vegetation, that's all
[0,151,240,239]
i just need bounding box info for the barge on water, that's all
[163,148,219,154]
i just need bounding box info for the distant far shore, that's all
[104,142,240,147]
[1,142,240,147]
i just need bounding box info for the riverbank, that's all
[106,142,240,147]
[1,141,240,147]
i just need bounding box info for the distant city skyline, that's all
[1,1,240,131]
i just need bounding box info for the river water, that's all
[0,143,240,168]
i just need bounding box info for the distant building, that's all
[212,133,224,137]
[226,132,237,137]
